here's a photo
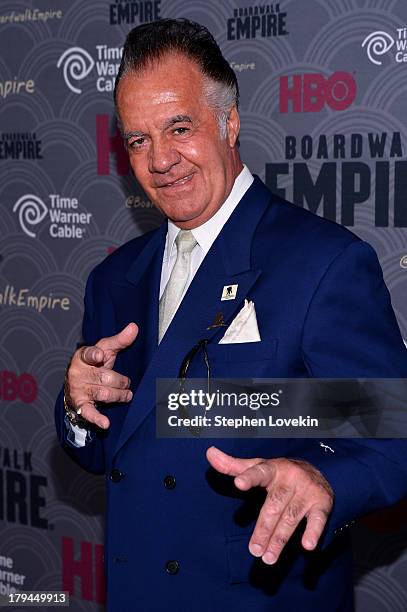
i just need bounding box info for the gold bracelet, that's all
[63,393,84,425]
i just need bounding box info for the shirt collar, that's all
[164,165,254,263]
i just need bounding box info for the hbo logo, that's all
[0,371,38,403]
[280,71,357,113]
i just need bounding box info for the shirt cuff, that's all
[64,414,93,447]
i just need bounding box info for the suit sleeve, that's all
[54,269,106,475]
[296,240,407,546]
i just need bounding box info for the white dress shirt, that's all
[67,165,254,447]
[160,164,253,303]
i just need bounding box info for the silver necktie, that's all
[158,230,197,343]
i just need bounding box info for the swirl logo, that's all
[13,194,48,238]
[57,47,95,94]
[362,31,394,66]
[400,255,407,269]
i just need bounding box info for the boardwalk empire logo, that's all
[0,446,48,529]
[0,133,42,160]
[227,3,288,40]
[109,0,161,25]
[266,131,407,227]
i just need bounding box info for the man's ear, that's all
[226,106,240,148]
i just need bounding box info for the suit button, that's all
[110,469,124,483]
[164,475,176,490]
[166,560,179,575]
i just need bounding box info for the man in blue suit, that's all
[55,19,407,611]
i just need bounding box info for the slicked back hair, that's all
[114,19,239,135]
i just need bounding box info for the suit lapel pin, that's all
[207,312,227,330]
[221,284,238,301]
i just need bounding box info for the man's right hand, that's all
[64,322,139,429]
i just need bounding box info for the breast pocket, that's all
[208,339,278,377]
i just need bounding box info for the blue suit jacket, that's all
[55,177,407,612]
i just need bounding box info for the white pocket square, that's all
[219,299,261,344]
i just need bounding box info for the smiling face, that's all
[116,53,243,229]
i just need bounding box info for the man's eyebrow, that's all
[163,114,193,129]
[122,130,145,141]
[121,115,192,141]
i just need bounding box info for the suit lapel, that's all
[108,223,166,377]
[113,177,273,458]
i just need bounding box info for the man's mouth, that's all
[156,173,194,188]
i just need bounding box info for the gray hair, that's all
[202,77,238,139]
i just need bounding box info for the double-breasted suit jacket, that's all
[56,177,407,611]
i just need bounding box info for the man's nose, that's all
[148,138,180,173]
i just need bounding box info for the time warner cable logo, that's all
[57,47,95,94]
[13,195,47,237]
[57,45,122,94]
[362,28,407,65]
[13,194,92,239]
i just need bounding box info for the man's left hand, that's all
[206,446,334,565]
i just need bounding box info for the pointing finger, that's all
[260,497,307,564]
[80,346,104,366]
[248,485,294,559]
